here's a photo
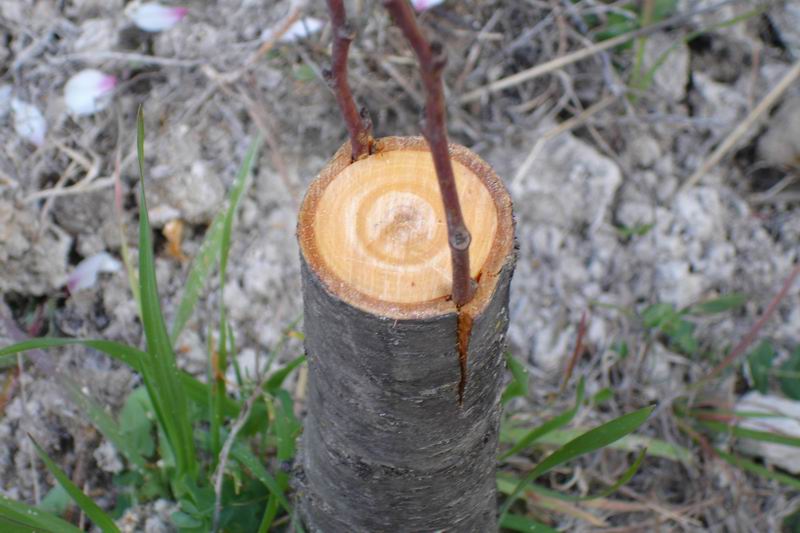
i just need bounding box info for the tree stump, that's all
[296,136,515,532]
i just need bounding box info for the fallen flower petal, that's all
[64,69,117,116]
[127,2,189,32]
[11,98,46,146]
[279,17,324,42]
[67,252,123,293]
[412,0,445,11]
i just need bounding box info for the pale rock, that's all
[757,93,800,168]
[735,392,800,474]
[642,34,689,102]
[691,72,749,136]
[769,5,800,59]
[512,131,622,232]
[655,260,704,308]
[0,85,11,119]
[146,160,224,225]
[94,440,123,473]
[73,18,116,54]
[628,135,662,168]
[0,199,71,295]
[673,187,724,241]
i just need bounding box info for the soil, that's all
[1,0,799,531]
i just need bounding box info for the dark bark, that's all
[295,138,516,532]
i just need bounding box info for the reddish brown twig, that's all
[561,311,588,393]
[701,262,800,383]
[383,0,475,307]
[325,0,372,161]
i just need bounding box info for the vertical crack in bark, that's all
[456,308,474,406]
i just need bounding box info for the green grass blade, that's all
[136,107,197,479]
[230,442,292,513]
[715,448,800,490]
[508,427,694,464]
[0,494,82,533]
[31,438,120,533]
[501,378,585,461]
[265,355,307,393]
[62,381,147,471]
[211,137,262,454]
[502,352,530,405]
[699,420,800,448]
[497,447,646,504]
[170,136,260,343]
[500,512,559,533]
[169,211,224,343]
[0,338,144,371]
[499,405,655,519]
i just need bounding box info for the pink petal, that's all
[64,69,117,116]
[67,252,122,293]
[412,0,445,11]
[129,3,189,32]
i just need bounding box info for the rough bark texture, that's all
[296,137,515,532]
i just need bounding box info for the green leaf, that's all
[699,420,800,448]
[499,405,655,518]
[0,338,143,371]
[715,448,800,490]
[500,378,585,461]
[265,355,307,394]
[688,293,746,315]
[230,442,292,514]
[119,386,157,459]
[38,484,71,516]
[779,346,800,400]
[498,447,646,503]
[0,493,82,532]
[170,136,261,342]
[746,341,775,394]
[137,106,197,480]
[641,303,678,329]
[502,352,530,405]
[31,437,120,533]
[500,512,559,533]
[64,381,148,471]
[616,222,654,240]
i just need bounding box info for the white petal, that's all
[128,2,189,32]
[67,252,123,293]
[412,0,445,11]
[279,17,324,42]
[11,98,46,146]
[0,85,11,120]
[64,69,117,116]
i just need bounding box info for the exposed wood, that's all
[296,136,515,532]
[313,149,497,304]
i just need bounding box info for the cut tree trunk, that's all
[296,136,515,532]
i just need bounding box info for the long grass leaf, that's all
[0,494,82,532]
[62,381,147,471]
[501,379,585,460]
[170,212,224,343]
[700,420,800,448]
[500,512,559,533]
[502,426,694,464]
[715,448,800,490]
[31,438,120,533]
[0,338,143,371]
[211,137,262,456]
[136,107,197,479]
[499,406,654,518]
[230,442,292,513]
